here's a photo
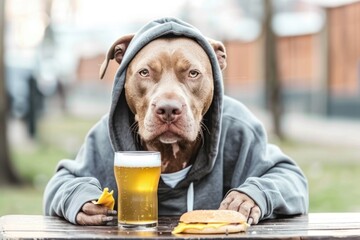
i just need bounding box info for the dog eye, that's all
[139,69,150,77]
[188,70,200,78]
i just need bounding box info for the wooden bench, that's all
[1,213,360,239]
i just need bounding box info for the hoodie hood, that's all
[108,17,224,183]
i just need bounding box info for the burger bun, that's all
[180,209,247,224]
[180,223,248,234]
[173,210,249,234]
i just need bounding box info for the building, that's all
[223,0,360,118]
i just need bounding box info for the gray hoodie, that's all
[43,17,308,224]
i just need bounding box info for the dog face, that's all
[100,34,226,152]
[125,37,214,145]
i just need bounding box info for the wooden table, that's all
[1,213,360,239]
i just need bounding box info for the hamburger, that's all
[172,210,249,234]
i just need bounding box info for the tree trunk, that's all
[0,0,22,185]
[264,0,284,139]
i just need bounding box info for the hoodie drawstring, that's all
[187,182,194,211]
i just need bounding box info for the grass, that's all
[11,114,99,187]
[0,186,44,215]
[307,163,360,212]
[276,139,360,212]
[1,114,360,216]
[0,114,99,216]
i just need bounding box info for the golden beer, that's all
[114,151,161,228]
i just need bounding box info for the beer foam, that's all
[114,152,161,167]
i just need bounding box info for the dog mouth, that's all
[158,131,181,144]
[141,110,199,144]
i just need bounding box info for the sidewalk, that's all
[252,107,360,148]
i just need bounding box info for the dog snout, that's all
[154,100,183,123]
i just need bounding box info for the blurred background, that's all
[0,0,359,215]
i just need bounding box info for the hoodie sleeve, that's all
[43,116,115,224]
[222,99,309,220]
[235,137,309,220]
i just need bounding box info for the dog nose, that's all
[155,100,183,123]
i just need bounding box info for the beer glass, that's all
[114,151,161,228]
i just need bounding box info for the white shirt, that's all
[161,165,192,188]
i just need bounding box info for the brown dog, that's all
[100,35,226,173]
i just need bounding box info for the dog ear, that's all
[207,38,227,70]
[99,34,134,79]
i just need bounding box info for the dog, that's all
[45,18,307,227]
[99,35,227,173]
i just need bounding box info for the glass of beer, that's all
[114,151,161,229]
